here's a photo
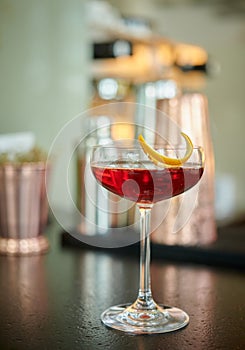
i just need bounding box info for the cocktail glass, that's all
[91,139,204,334]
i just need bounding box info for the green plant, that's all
[0,147,47,164]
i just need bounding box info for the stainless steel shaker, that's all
[76,115,136,235]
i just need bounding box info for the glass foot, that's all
[101,303,189,334]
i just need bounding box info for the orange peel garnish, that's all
[138,132,193,167]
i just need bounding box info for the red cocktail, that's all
[92,161,203,204]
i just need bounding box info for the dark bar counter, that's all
[0,221,244,350]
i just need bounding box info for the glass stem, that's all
[135,206,155,310]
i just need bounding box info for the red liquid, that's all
[92,161,204,204]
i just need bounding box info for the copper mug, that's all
[135,81,216,246]
[151,93,216,246]
[0,162,49,255]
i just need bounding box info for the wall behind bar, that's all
[0,0,89,212]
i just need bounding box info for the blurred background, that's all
[0,0,244,226]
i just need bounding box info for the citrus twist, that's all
[138,132,193,167]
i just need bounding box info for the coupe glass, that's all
[90,140,204,334]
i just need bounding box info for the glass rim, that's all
[91,143,203,151]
